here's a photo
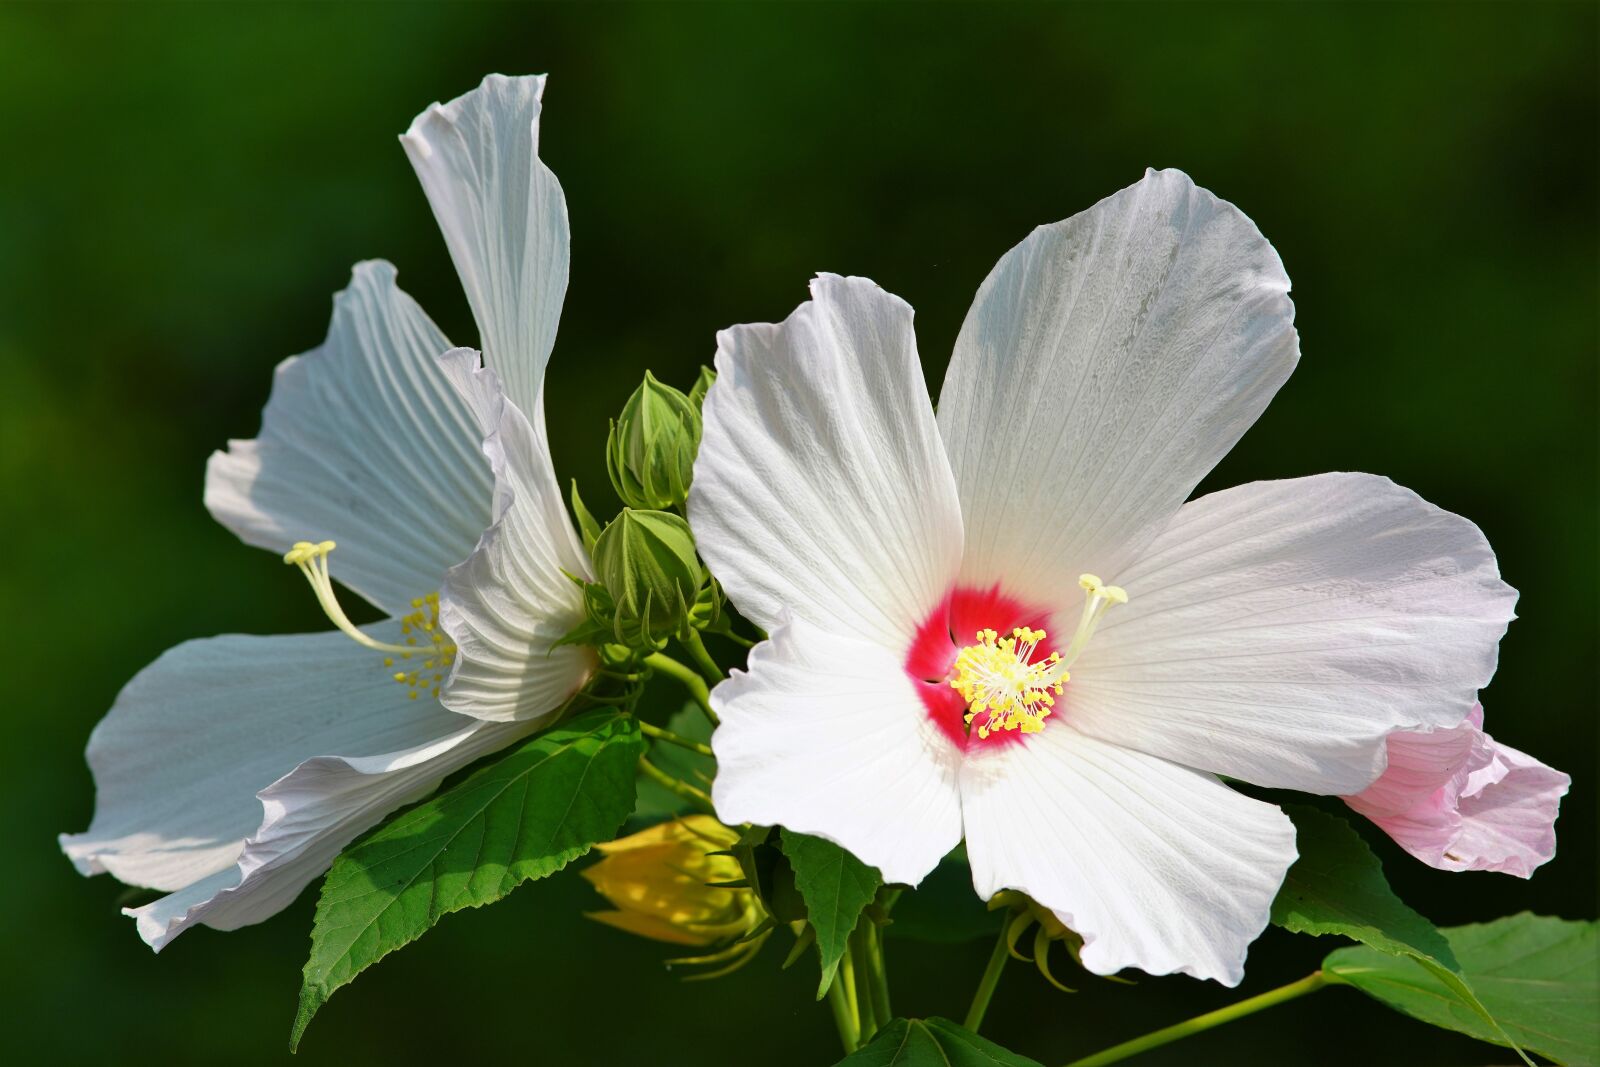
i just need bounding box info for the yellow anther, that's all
[950,626,1065,738]
[950,581,1131,740]
[282,538,456,702]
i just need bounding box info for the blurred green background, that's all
[2,2,1593,1064]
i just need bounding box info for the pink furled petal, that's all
[1449,738,1571,877]
[1344,704,1569,877]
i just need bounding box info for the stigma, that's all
[948,574,1127,739]
[283,540,455,700]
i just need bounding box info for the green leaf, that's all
[1271,805,1458,965]
[1272,805,1526,1062]
[836,1018,1042,1066]
[291,709,645,1049]
[779,829,882,998]
[887,848,1001,944]
[1326,914,1599,1066]
[632,702,715,819]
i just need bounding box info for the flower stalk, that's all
[643,653,719,724]
[637,720,714,757]
[681,628,725,686]
[637,756,715,813]
[963,922,1013,1033]
[1063,971,1332,1067]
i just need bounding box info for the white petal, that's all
[128,714,528,950]
[710,617,963,886]
[690,274,964,646]
[961,726,1296,985]
[938,169,1298,608]
[1068,474,1517,795]
[59,627,528,947]
[402,73,568,417]
[435,350,594,722]
[205,260,493,617]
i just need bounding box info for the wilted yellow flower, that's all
[583,816,766,966]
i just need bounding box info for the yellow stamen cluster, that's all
[283,540,456,700]
[391,593,454,700]
[950,627,1064,739]
[948,574,1129,740]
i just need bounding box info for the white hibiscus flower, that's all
[60,74,593,948]
[691,169,1517,985]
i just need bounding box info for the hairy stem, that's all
[1063,971,1332,1067]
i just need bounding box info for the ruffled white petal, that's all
[205,261,493,617]
[960,726,1296,985]
[435,350,594,722]
[938,168,1298,609]
[710,617,963,886]
[59,627,528,948]
[690,274,964,646]
[1067,473,1517,795]
[402,73,568,418]
[127,713,527,950]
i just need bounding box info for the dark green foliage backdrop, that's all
[2,3,1593,1064]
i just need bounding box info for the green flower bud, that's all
[688,364,716,410]
[606,371,702,511]
[592,508,704,647]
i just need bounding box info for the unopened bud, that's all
[607,371,701,511]
[592,509,703,647]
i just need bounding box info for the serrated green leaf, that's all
[1272,805,1526,1062]
[836,1017,1043,1066]
[780,829,882,998]
[1272,805,1458,965]
[1326,914,1599,1066]
[291,709,644,1049]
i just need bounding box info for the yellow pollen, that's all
[950,627,1063,739]
[948,575,1129,739]
[282,540,456,701]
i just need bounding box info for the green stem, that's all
[861,919,892,1031]
[826,970,860,1053]
[850,928,882,1042]
[1063,971,1331,1067]
[840,943,865,1044]
[637,720,714,757]
[963,922,1011,1033]
[680,628,725,685]
[637,755,715,813]
[643,652,719,724]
